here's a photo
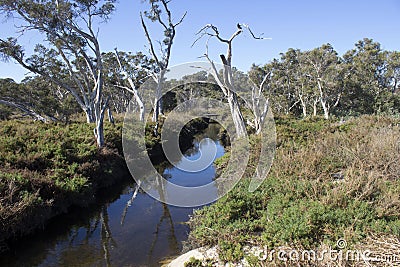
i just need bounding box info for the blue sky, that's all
[1,0,399,82]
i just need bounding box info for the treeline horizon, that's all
[1,37,399,121]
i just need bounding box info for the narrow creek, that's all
[0,124,225,267]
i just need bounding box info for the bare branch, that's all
[174,11,187,27]
[241,24,272,40]
[55,45,90,106]
[228,28,243,43]
[141,12,161,67]
[259,71,272,94]
[192,24,226,48]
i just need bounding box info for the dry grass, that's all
[188,115,400,266]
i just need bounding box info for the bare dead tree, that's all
[193,23,269,138]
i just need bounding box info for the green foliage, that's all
[2,37,399,123]
[102,50,155,114]
[184,257,214,267]
[0,120,126,244]
[188,116,400,262]
[275,116,331,148]
[184,257,203,267]
[258,38,399,119]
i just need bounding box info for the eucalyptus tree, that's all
[286,49,315,118]
[384,51,400,115]
[172,71,208,104]
[103,50,154,119]
[0,76,76,121]
[247,64,272,134]
[102,51,133,114]
[342,38,387,115]
[268,50,307,117]
[140,0,186,126]
[386,51,400,95]
[22,75,81,121]
[302,44,342,119]
[257,49,309,118]
[0,0,116,147]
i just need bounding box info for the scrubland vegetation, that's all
[187,116,400,265]
[0,1,399,265]
[0,116,208,251]
[0,120,126,250]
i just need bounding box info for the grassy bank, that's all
[0,117,209,252]
[0,120,129,251]
[187,116,400,265]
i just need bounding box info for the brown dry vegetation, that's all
[188,115,400,266]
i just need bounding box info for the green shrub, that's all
[0,120,126,245]
[188,116,400,262]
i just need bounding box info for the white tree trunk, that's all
[317,79,329,119]
[85,107,94,123]
[299,94,307,118]
[93,98,109,148]
[138,99,145,122]
[108,108,115,125]
[321,99,329,119]
[0,99,48,122]
[125,79,145,122]
[258,100,269,135]
[152,71,165,123]
[152,97,159,122]
[251,72,270,135]
[252,97,269,135]
[158,97,163,116]
[95,114,105,148]
[228,92,247,138]
[313,99,318,117]
[114,49,146,122]
[94,121,104,149]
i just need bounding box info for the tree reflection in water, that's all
[100,206,117,266]
[147,175,179,265]
[120,181,141,226]
[0,125,224,267]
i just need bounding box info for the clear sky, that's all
[1,0,399,82]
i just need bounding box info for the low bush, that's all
[0,120,127,249]
[187,115,400,263]
[0,116,212,251]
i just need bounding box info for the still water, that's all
[0,125,225,267]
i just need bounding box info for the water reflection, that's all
[147,202,179,265]
[120,181,141,226]
[137,122,228,206]
[0,125,225,267]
